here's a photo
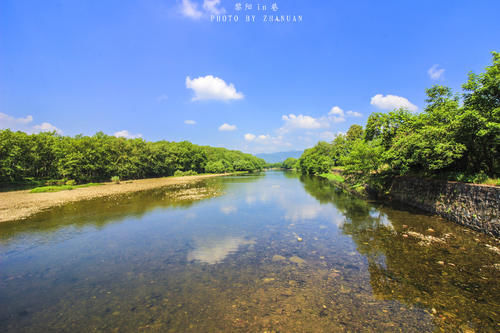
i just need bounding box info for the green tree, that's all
[282,157,298,169]
[342,139,384,175]
[458,51,500,175]
[298,141,335,175]
[346,124,364,142]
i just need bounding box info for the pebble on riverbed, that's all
[262,277,275,283]
[289,256,306,265]
[272,255,286,262]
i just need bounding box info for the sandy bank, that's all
[0,174,226,223]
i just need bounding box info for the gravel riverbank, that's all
[0,174,225,223]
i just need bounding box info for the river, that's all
[0,171,498,332]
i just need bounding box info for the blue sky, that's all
[1,0,499,153]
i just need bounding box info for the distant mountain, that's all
[255,150,303,163]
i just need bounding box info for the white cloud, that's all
[245,133,274,143]
[327,106,361,122]
[244,133,256,141]
[257,134,269,141]
[180,0,225,19]
[428,64,445,80]
[346,110,362,117]
[114,130,142,139]
[319,130,346,142]
[278,107,361,136]
[180,0,203,19]
[0,112,62,134]
[328,106,344,116]
[328,106,345,123]
[186,75,244,101]
[33,122,61,133]
[203,0,225,15]
[157,94,168,102]
[319,131,337,141]
[218,123,237,131]
[184,120,196,125]
[279,114,327,133]
[370,94,418,112]
[0,113,32,125]
[242,104,361,153]
[243,132,292,152]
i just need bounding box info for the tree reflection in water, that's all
[299,174,500,331]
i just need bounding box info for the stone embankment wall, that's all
[389,177,499,237]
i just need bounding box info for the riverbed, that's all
[0,171,498,332]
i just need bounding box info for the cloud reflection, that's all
[220,205,237,214]
[187,236,255,264]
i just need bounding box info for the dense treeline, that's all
[298,52,500,184]
[0,131,265,184]
[263,157,298,169]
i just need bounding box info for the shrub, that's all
[111,176,120,184]
[65,179,76,186]
[472,172,488,184]
[447,171,492,184]
[45,179,66,186]
[45,179,58,186]
[174,170,198,176]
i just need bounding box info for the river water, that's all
[0,171,499,332]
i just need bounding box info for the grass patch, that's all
[319,173,345,183]
[483,178,500,186]
[30,183,103,193]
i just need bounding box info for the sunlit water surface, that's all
[0,171,499,332]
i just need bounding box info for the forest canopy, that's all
[298,51,500,183]
[0,131,266,184]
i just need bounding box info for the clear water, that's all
[0,171,499,332]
